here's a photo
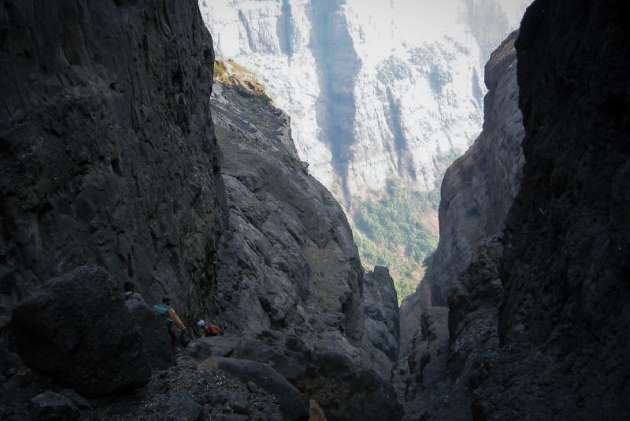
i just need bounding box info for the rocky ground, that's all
[1,342,305,421]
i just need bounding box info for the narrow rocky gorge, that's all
[400,30,525,353]
[205,80,403,420]
[1,0,629,420]
[398,29,525,419]
[200,0,531,300]
[0,1,402,420]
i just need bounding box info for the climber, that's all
[153,297,188,350]
[196,319,222,337]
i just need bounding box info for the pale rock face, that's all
[348,35,484,197]
[199,0,331,185]
[200,0,529,204]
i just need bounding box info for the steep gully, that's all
[1,0,629,420]
[0,1,399,419]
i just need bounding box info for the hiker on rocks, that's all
[196,319,222,338]
[153,297,187,350]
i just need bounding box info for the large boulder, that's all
[12,266,151,397]
[209,357,308,421]
[297,351,403,421]
[125,295,173,370]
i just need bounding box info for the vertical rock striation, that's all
[309,0,360,204]
[200,0,529,203]
[0,0,222,320]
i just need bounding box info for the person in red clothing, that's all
[196,319,222,337]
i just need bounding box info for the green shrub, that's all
[213,60,230,85]
[352,179,440,303]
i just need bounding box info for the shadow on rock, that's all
[12,266,151,397]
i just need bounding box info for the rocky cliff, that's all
[486,0,630,417]
[400,31,524,354]
[199,0,529,202]
[200,0,530,297]
[0,1,403,420]
[0,0,222,331]
[208,80,402,420]
[202,0,527,204]
[400,1,630,420]
[3,0,629,420]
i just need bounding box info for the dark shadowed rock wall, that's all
[0,1,404,418]
[0,0,222,322]
[12,266,152,397]
[481,0,630,418]
[401,2,630,420]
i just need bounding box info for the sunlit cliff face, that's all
[200,0,529,199]
[199,0,530,295]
